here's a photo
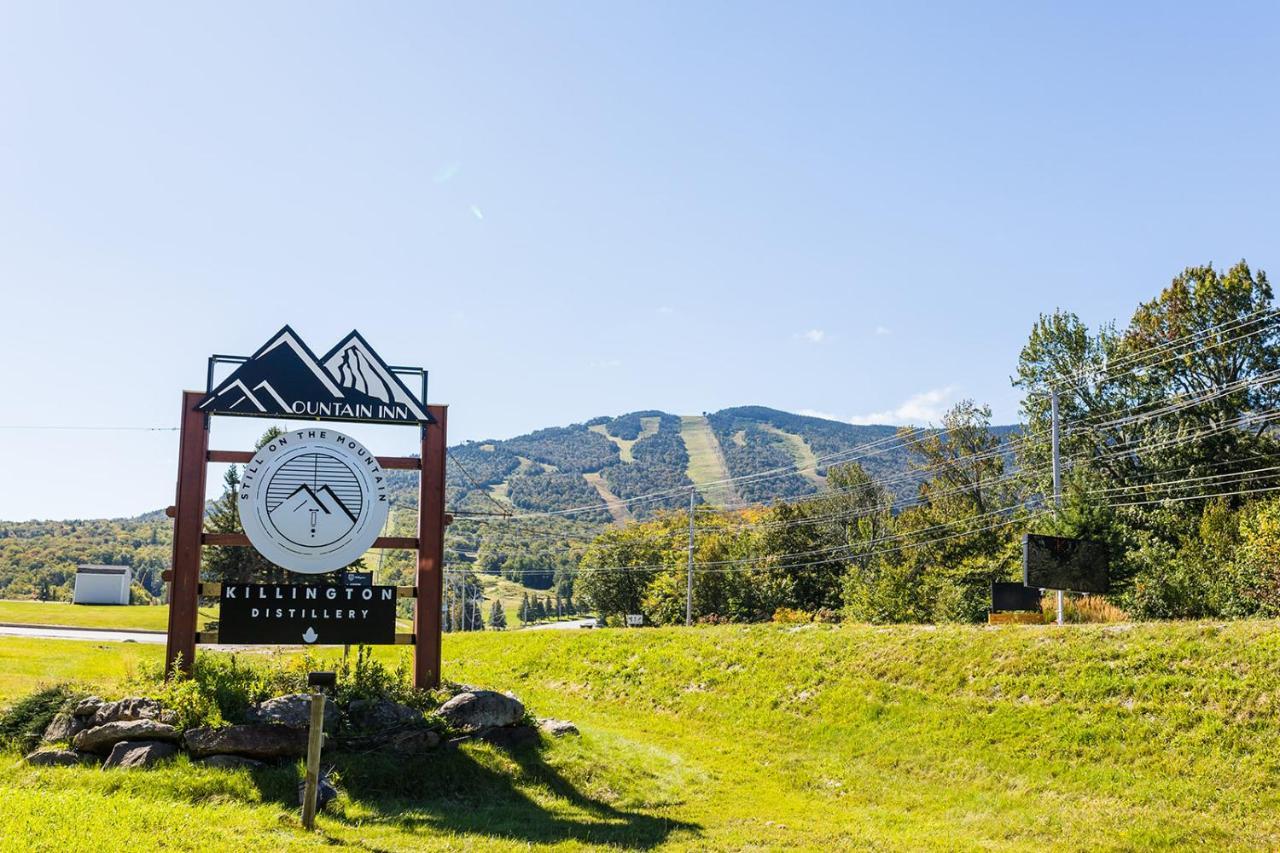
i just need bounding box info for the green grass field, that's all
[678,416,738,507]
[0,600,216,632]
[3,622,1280,850]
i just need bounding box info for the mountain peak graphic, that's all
[198,326,431,424]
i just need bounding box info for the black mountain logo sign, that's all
[198,326,430,424]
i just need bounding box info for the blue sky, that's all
[1,2,1277,519]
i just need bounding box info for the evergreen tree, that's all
[518,592,531,623]
[489,599,508,630]
[203,427,289,585]
[531,596,547,621]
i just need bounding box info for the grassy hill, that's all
[2,621,1278,849]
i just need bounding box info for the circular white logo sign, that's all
[238,430,389,575]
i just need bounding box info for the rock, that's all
[73,719,180,754]
[337,725,442,755]
[103,741,178,769]
[184,725,311,760]
[92,697,175,726]
[245,694,337,731]
[297,770,338,812]
[436,691,525,733]
[538,719,579,738]
[474,724,539,750]
[348,698,423,731]
[43,712,87,743]
[24,748,89,767]
[196,754,265,770]
[72,696,103,718]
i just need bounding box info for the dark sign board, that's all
[218,583,398,645]
[1022,534,1110,593]
[991,581,1043,613]
[199,326,431,425]
[340,571,373,588]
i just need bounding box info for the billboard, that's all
[991,581,1042,613]
[1022,534,1109,593]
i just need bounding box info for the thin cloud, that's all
[589,359,622,369]
[797,329,826,344]
[874,325,892,336]
[847,386,958,425]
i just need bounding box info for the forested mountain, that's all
[0,406,1015,601]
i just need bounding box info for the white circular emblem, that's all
[238,431,389,575]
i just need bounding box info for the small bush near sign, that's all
[1022,534,1109,594]
[991,581,1042,613]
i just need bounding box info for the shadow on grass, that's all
[251,741,698,850]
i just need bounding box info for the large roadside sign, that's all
[166,326,448,688]
[217,583,398,645]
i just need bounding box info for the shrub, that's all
[130,647,432,729]
[771,607,813,624]
[0,684,82,753]
[1042,594,1129,623]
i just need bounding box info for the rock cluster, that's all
[24,689,574,771]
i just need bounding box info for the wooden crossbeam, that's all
[195,632,416,645]
[201,532,419,550]
[207,449,421,469]
[196,581,416,598]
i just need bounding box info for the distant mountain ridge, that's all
[426,405,1019,522]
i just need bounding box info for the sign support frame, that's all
[164,391,448,689]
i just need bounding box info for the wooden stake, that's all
[301,692,326,830]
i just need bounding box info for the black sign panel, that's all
[1022,534,1110,593]
[991,581,1043,613]
[198,326,432,425]
[218,583,399,645]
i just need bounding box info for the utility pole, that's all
[686,488,695,627]
[1050,389,1064,626]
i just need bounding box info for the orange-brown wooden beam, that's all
[415,405,447,689]
[207,449,421,469]
[202,532,421,550]
[165,391,210,677]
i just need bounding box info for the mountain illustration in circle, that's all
[267,483,359,549]
[198,326,430,424]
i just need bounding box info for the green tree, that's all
[489,599,508,630]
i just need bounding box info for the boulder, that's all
[72,696,104,718]
[103,740,178,769]
[73,719,179,754]
[474,724,539,750]
[92,697,175,726]
[43,712,87,743]
[245,694,337,731]
[538,719,579,738]
[348,698,423,731]
[297,771,338,811]
[436,691,524,732]
[196,754,265,770]
[24,748,89,767]
[337,725,442,755]
[184,725,310,760]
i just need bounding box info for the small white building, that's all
[72,565,131,605]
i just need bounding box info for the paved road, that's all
[0,624,167,644]
[523,618,597,631]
